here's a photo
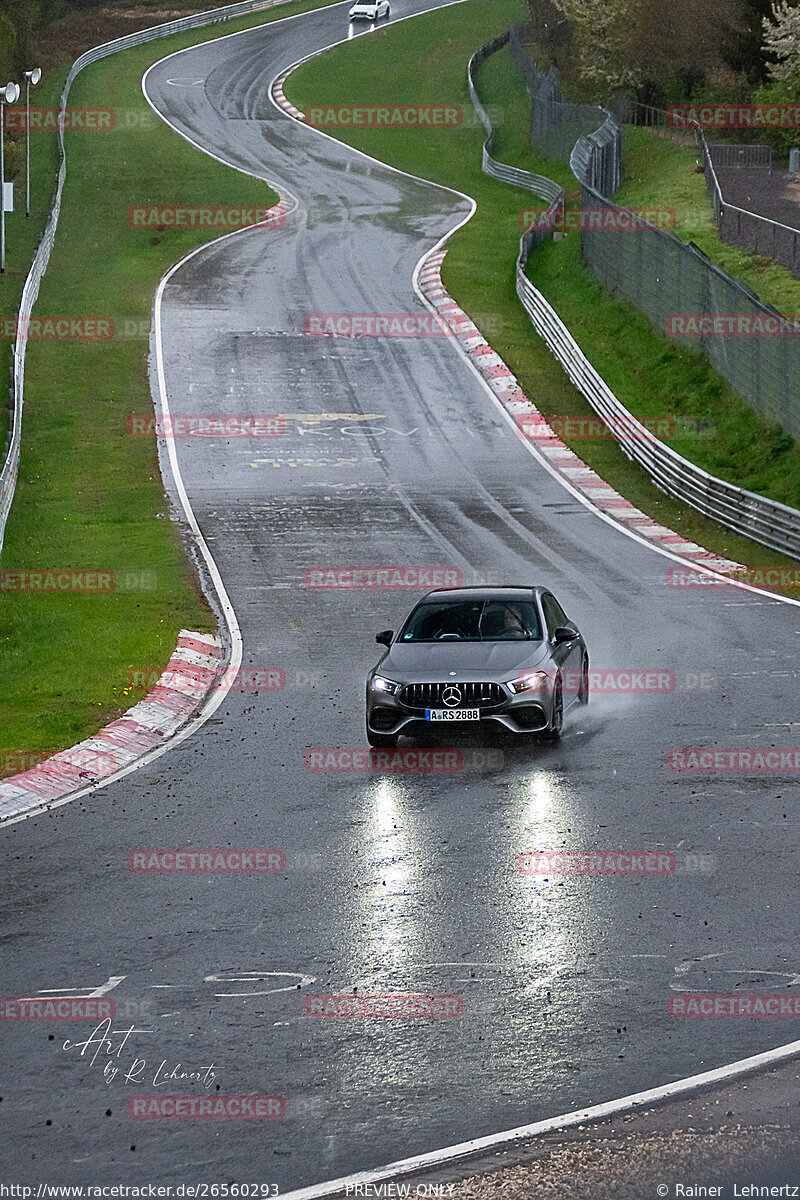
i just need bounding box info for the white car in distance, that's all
[349,0,391,20]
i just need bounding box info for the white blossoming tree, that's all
[552,0,643,88]
[763,0,800,84]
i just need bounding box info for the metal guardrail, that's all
[515,276,800,557]
[6,12,798,561]
[467,34,564,271]
[570,110,623,197]
[468,35,800,559]
[0,0,292,559]
[508,24,623,198]
[468,35,564,210]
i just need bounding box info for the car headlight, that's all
[506,671,548,695]
[372,675,400,695]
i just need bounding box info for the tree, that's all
[723,0,775,85]
[763,0,800,83]
[529,0,763,101]
[551,0,641,89]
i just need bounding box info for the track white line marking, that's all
[268,17,800,607]
[277,1038,800,1199]
[261,4,800,1191]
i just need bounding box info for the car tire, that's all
[577,654,589,704]
[544,678,564,740]
[366,725,398,749]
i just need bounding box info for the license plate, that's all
[426,708,480,722]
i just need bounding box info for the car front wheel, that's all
[577,654,589,704]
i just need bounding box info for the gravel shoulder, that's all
[386,1056,800,1199]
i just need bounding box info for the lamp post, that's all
[1,81,21,273]
[23,68,41,217]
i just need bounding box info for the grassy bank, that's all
[285,3,800,562]
[0,0,339,763]
[617,128,800,317]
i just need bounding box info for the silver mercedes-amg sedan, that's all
[365,586,589,747]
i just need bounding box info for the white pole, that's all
[25,77,30,216]
[24,70,40,217]
[0,83,20,272]
[1,99,6,273]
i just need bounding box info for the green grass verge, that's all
[617,127,800,317]
[0,0,341,763]
[285,1,800,569]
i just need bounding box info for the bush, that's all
[752,78,800,157]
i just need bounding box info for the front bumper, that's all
[366,685,553,736]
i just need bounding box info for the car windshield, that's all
[400,599,542,642]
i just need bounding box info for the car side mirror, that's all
[554,624,577,644]
[376,630,394,647]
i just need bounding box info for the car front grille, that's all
[399,682,505,710]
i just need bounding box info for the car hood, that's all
[376,641,549,681]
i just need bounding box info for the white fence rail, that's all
[5,15,800,560]
[708,142,772,170]
[0,0,292,558]
[468,35,800,559]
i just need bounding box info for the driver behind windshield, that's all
[402,599,540,641]
[498,603,532,638]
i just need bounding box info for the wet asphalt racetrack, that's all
[2,0,800,1189]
